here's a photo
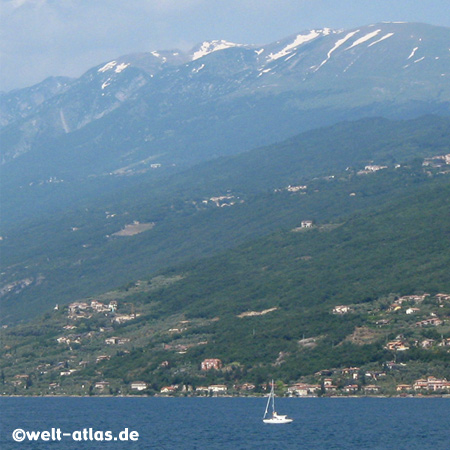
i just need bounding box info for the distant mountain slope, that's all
[152,115,450,193]
[0,76,73,128]
[1,23,449,187]
[1,115,449,324]
[2,113,450,227]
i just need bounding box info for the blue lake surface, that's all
[1,397,449,449]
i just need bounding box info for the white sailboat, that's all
[262,380,293,424]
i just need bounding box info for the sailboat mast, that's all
[263,380,275,418]
[271,380,275,414]
[263,393,270,418]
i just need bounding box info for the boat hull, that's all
[263,418,293,424]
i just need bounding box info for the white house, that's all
[131,381,148,391]
[208,384,227,393]
[301,220,314,228]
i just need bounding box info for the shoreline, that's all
[2,394,450,399]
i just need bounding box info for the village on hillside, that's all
[2,284,449,397]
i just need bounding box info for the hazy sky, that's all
[1,0,449,92]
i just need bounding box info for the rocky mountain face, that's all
[0,76,73,128]
[1,23,449,177]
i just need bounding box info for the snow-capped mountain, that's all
[1,23,449,179]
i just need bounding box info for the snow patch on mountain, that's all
[267,30,321,62]
[97,62,130,86]
[284,53,297,62]
[257,68,272,77]
[148,51,169,64]
[368,33,394,47]
[98,61,117,73]
[115,63,130,73]
[408,47,419,59]
[192,40,240,60]
[315,30,359,71]
[192,64,205,74]
[346,29,381,50]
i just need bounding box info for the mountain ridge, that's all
[1,22,449,170]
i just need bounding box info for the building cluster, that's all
[105,336,131,345]
[93,381,148,392]
[199,190,244,208]
[67,299,140,325]
[9,361,450,396]
[286,367,381,396]
[274,184,308,194]
[397,376,450,393]
[385,338,410,351]
[385,334,450,352]
[56,330,97,346]
[358,164,388,175]
[300,220,314,228]
[289,367,450,396]
[287,382,321,396]
[201,358,222,371]
[159,383,257,395]
[6,285,449,396]
[415,317,443,327]
[56,324,133,348]
[286,185,307,192]
[386,292,450,313]
[356,153,450,176]
[388,293,430,311]
[207,195,238,207]
[68,300,118,320]
[333,292,449,334]
[422,153,450,168]
[332,305,352,314]
[112,313,139,324]
[159,384,229,395]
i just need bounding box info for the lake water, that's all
[1,397,449,449]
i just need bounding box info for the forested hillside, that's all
[2,159,449,395]
[1,116,449,324]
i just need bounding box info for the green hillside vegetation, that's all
[138,178,450,370]
[1,164,449,395]
[155,115,450,193]
[2,116,450,324]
